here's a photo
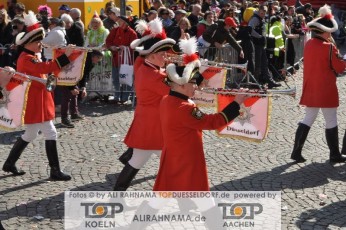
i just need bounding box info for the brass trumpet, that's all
[0,67,56,92]
[200,60,248,72]
[198,87,296,98]
[166,53,297,97]
[165,53,248,71]
[42,43,95,52]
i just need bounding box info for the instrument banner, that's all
[217,93,271,142]
[0,70,30,130]
[191,66,226,107]
[53,49,88,86]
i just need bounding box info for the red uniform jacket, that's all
[124,60,170,149]
[17,50,68,124]
[153,92,233,191]
[105,25,138,67]
[300,37,346,107]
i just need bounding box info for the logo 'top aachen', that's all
[218,203,263,228]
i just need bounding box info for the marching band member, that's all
[153,37,246,191]
[117,55,146,165]
[291,5,346,163]
[2,11,74,180]
[113,18,176,191]
[128,37,246,230]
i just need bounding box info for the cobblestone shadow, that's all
[296,200,346,229]
[211,162,346,229]
[211,162,346,191]
[0,173,156,227]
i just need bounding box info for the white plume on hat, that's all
[131,20,151,49]
[131,18,164,49]
[149,18,163,36]
[134,20,149,36]
[24,11,39,27]
[179,38,198,57]
[130,18,175,55]
[167,37,201,85]
[318,4,331,17]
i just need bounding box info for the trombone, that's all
[0,67,56,92]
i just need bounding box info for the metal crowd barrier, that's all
[283,33,308,75]
[198,45,240,87]
[87,50,113,98]
[87,50,135,105]
[292,33,309,63]
[197,34,309,88]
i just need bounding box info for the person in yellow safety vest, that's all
[269,15,285,74]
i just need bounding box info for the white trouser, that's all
[301,107,337,129]
[21,120,58,142]
[128,148,161,169]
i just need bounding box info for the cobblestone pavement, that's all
[1,52,346,230]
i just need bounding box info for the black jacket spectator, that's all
[236,25,255,74]
[66,23,84,46]
[0,19,14,68]
[187,13,199,27]
[203,20,242,53]
[0,22,13,46]
[167,20,178,38]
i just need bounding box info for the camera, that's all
[12,25,18,30]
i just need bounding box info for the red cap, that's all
[225,17,238,28]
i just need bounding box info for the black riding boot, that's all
[118,148,133,165]
[2,137,29,175]
[113,163,139,191]
[341,130,346,155]
[326,127,346,163]
[45,140,71,181]
[291,123,310,163]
